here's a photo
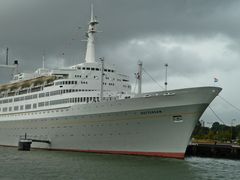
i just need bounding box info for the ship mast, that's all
[85,4,98,63]
[137,61,143,95]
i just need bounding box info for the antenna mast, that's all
[100,57,104,101]
[164,63,168,91]
[85,4,99,63]
[6,47,9,65]
[42,54,45,69]
[137,60,143,95]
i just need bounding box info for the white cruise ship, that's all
[0,5,221,159]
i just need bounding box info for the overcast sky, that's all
[0,0,240,125]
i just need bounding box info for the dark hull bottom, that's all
[0,144,185,159]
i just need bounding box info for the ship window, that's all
[39,93,45,98]
[38,102,44,107]
[20,105,24,110]
[45,102,49,106]
[33,103,37,109]
[3,107,7,112]
[25,104,31,110]
[3,99,8,103]
[25,95,32,100]
[82,67,85,70]
[86,67,90,70]
[9,107,12,111]
[96,68,100,71]
[32,94,37,99]
[9,99,13,103]
[14,106,19,111]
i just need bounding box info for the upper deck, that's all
[0,62,132,115]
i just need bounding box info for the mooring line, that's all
[208,105,226,125]
[142,68,165,90]
[218,95,240,114]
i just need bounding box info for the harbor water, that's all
[0,146,239,180]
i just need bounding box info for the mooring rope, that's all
[208,105,226,125]
[142,68,165,90]
[218,95,240,114]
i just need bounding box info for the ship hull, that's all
[0,87,221,159]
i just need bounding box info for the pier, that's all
[186,143,240,159]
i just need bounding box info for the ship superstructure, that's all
[0,5,221,159]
